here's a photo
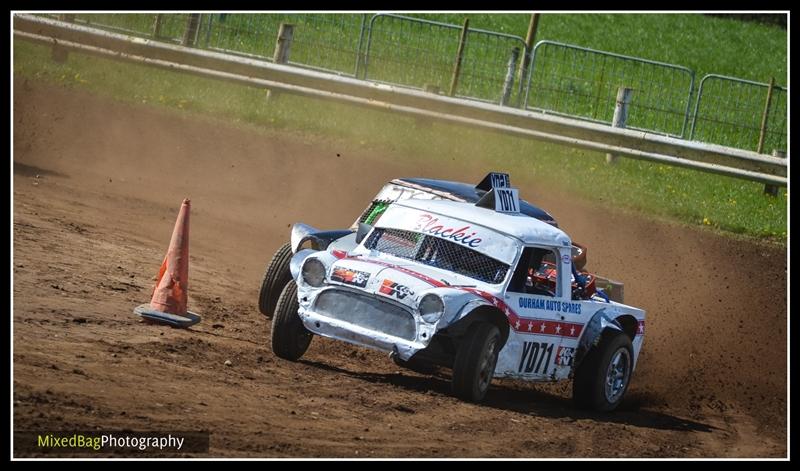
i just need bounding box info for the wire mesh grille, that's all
[358,200,392,225]
[314,289,416,340]
[365,228,509,284]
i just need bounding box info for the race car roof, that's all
[392,198,571,248]
[394,177,558,227]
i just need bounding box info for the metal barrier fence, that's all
[690,74,788,153]
[30,13,786,155]
[524,40,695,138]
[361,14,528,104]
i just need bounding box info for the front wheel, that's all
[271,281,312,361]
[258,242,293,318]
[572,330,634,411]
[452,323,501,403]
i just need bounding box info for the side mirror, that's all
[355,222,373,244]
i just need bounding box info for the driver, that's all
[571,263,588,300]
[525,251,589,299]
[525,250,554,296]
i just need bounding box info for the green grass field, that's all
[13,37,787,243]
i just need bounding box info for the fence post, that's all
[449,18,469,97]
[763,149,785,196]
[606,86,633,164]
[517,13,539,107]
[181,14,201,47]
[267,23,295,102]
[500,47,521,106]
[51,14,75,63]
[757,76,775,154]
[273,23,294,64]
[152,14,164,38]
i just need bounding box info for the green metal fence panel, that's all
[690,74,787,153]
[362,14,528,104]
[524,40,695,138]
[201,13,368,77]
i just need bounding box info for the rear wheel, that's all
[572,330,633,411]
[452,323,501,403]
[258,242,293,318]
[271,281,312,361]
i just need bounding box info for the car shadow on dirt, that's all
[482,387,717,434]
[299,359,717,434]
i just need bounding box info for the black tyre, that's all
[392,356,438,375]
[271,281,312,361]
[572,330,634,412]
[258,242,293,318]
[452,323,501,403]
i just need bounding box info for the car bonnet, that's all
[326,254,496,311]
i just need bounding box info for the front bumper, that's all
[298,287,436,360]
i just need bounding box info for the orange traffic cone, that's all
[133,198,201,328]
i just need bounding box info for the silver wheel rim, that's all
[604,348,631,403]
[478,336,499,392]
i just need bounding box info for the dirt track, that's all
[12,79,787,458]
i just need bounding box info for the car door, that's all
[495,246,573,380]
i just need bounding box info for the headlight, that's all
[301,258,326,287]
[419,294,444,323]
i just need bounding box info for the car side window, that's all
[508,247,558,297]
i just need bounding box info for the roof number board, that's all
[495,188,519,213]
[490,172,510,189]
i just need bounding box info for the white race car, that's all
[271,178,644,410]
[258,173,624,322]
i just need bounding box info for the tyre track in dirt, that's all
[12,79,786,457]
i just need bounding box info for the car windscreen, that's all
[364,228,510,285]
